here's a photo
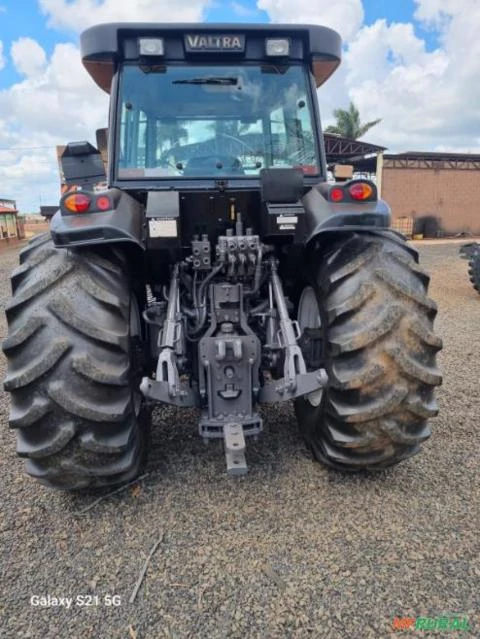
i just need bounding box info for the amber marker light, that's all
[349,182,374,201]
[63,193,91,213]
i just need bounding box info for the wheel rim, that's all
[297,286,323,407]
[298,286,321,332]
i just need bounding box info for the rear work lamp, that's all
[139,38,165,56]
[265,38,290,57]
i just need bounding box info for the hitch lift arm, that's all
[259,258,328,403]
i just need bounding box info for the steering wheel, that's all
[216,132,258,156]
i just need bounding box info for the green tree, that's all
[325,102,381,139]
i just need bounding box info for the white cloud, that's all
[39,0,210,32]
[231,1,258,17]
[0,41,108,211]
[345,20,436,86]
[256,0,364,42]
[1,42,107,139]
[343,7,480,151]
[0,41,5,71]
[257,0,480,154]
[1,0,212,211]
[11,38,47,77]
[0,151,54,181]
[413,0,458,28]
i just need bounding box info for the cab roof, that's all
[80,22,342,93]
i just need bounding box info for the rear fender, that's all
[302,184,392,245]
[50,188,145,249]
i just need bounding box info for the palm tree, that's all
[325,102,381,139]
[157,121,189,153]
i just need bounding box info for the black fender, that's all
[50,189,145,249]
[302,184,392,246]
[301,186,414,263]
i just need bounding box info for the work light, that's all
[265,38,290,56]
[139,38,165,56]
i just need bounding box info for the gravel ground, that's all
[0,241,478,639]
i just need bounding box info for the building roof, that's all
[0,198,17,214]
[384,151,480,171]
[384,151,480,162]
[324,134,386,161]
[324,134,386,172]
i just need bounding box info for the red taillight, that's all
[96,195,111,211]
[330,187,345,202]
[63,193,91,213]
[349,182,373,201]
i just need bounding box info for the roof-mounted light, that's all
[139,38,164,56]
[265,38,290,57]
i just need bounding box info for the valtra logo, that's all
[184,34,245,52]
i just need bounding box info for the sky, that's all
[0,0,479,212]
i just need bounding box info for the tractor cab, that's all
[80,23,341,190]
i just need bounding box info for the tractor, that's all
[2,23,442,489]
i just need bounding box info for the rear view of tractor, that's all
[2,23,442,490]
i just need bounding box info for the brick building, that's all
[381,152,480,236]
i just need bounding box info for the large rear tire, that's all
[295,233,442,471]
[2,234,148,490]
